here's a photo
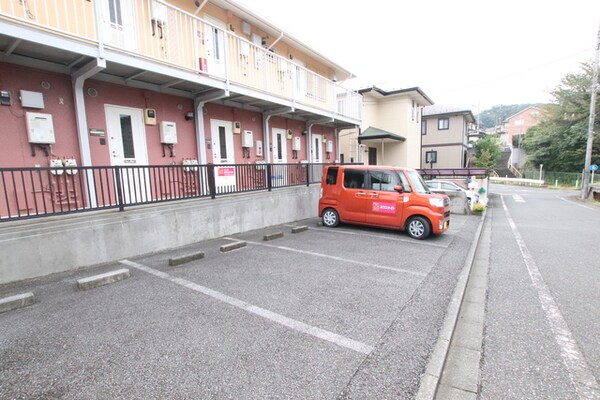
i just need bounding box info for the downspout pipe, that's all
[307,117,334,162]
[72,58,106,208]
[194,89,230,164]
[263,107,293,162]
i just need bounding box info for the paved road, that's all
[479,185,600,399]
[1,214,480,399]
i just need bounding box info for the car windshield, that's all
[407,170,430,194]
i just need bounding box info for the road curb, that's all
[0,292,35,313]
[169,251,205,267]
[220,241,247,252]
[291,225,308,233]
[263,231,284,241]
[77,268,131,291]
[415,210,488,400]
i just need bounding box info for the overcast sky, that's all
[234,0,600,112]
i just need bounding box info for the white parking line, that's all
[120,259,374,355]
[306,227,449,249]
[223,238,427,278]
[500,196,600,399]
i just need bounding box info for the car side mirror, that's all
[394,184,404,193]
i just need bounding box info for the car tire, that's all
[322,208,339,227]
[406,216,431,240]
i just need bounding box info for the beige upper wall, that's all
[362,96,422,168]
[421,114,467,146]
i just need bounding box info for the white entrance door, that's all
[211,119,236,191]
[204,16,226,77]
[271,128,288,186]
[272,128,288,164]
[312,134,323,163]
[106,105,150,203]
[103,0,135,51]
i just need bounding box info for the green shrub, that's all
[472,203,486,213]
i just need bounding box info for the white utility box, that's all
[26,112,55,144]
[292,136,301,151]
[326,140,333,153]
[160,121,177,144]
[242,130,253,147]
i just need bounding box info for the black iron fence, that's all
[0,162,332,222]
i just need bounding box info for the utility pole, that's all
[582,22,600,199]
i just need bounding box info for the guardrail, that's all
[489,177,544,186]
[0,162,333,222]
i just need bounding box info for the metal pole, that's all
[582,22,600,199]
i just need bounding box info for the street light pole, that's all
[582,22,600,199]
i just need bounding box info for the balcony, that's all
[0,0,361,123]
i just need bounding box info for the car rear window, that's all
[343,170,365,189]
[325,167,338,185]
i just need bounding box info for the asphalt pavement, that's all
[0,213,481,399]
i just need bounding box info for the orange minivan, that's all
[318,165,450,239]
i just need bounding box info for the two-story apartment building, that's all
[0,0,361,217]
[421,105,475,169]
[338,86,433,168]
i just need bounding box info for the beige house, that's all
[339,86,433,168]
[421,105,476,169]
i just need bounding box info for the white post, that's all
[539,164,543,181]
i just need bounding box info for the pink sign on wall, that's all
[218,167,235,177]
[372,201,396,214]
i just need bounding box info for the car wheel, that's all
[406,216,431,240]
[322,208,339,227]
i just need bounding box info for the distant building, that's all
[421,105,476,169]
[338,86,433,168]
[499,106,544,168]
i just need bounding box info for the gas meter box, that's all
[160,121,177,144]
[242,130,253,148]
[292,136,301,151]
[326,140,333,153]
[26,112,55,144]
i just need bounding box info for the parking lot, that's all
[0,214,480,399]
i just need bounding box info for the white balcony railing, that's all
[0,0,361,121]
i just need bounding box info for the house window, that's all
[421,120,427,135]
[109,0,123,27]
[425,150,437,164]
[438,118,449,130]
[514,119,524,126]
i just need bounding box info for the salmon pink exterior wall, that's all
[0,64,79,168]
[0,62,337,169]
[83,80,197,166]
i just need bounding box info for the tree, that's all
[471,134,501,173]
[522,62,600,171]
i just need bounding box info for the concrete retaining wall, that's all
[0,186,320,284]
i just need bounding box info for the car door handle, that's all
[369,193,379,197]
[356,191,366,196]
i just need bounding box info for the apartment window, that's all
[421,120,427,135]
[514,119,524,126]
[438,118,449,130]
[425,150,437,164]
